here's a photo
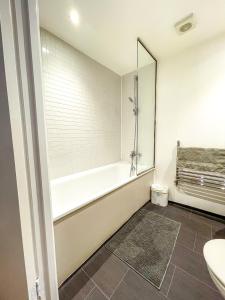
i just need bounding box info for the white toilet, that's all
[204,239,225,299]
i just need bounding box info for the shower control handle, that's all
[130,151,141,158]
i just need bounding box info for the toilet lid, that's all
[203,239,225,287]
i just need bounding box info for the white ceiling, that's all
[39,0,225,75]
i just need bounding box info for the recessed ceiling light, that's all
[70,9,80,26]
[42,47,50,54]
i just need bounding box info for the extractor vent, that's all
[175,13,196,35]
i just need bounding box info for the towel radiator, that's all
[175,141,225,191]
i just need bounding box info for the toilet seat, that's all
[203,239,225,288]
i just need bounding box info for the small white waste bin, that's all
[151,184,168,207]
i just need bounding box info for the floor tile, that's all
[212,225,225,239]
[181,217,212,238]
[194,234,210,256]
[171,243,216,290]
[168,267,223,300]
[144,202,166,215]
[59,286,69,300]
[164,206,211,238]
[111,270,166,300]
[83,247,128,297]
[160,263,175,296]
[59,203,224,299]
[176,226,196,250]
[190,211,225,228]
[164,205,190,224]
[59,269,94,300]
[86,287,107,300]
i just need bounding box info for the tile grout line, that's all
[175,265,221,294]
[67,204,221,300]
[192,232,197,252]
[177,232,210,254]
[84,285,96,300]
[82,267,110,299]
[81,267,96,286]
[176,240,198,254]
[165,265,176,298]
[109,268,129,299]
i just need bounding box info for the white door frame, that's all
[0,0,59,299]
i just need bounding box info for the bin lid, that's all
[151,184,168,193]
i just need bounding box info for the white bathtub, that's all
[52,161,154,285]
[51,161,143,221]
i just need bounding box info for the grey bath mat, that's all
[105,209,180,289]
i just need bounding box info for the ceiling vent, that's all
[175,13,196,35]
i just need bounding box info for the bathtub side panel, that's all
[54,171,154,285]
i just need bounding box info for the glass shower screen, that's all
[137,39,157,174]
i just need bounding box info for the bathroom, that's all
[0,0,225,299]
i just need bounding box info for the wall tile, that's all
[41,29,121,179]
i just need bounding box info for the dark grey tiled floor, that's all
[59,202,225,300]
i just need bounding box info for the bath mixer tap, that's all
[130,151,141,159]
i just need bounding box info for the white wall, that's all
[41,29,121,179]
[156,33,225,216]
[138,63,156,170]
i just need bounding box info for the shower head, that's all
[128,97,138,115]
[128,97,136,105]
[129,97,137,107]
[128,97,134,103]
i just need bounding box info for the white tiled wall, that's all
[121,71,136,162]
[41,29,121,179]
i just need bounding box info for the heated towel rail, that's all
[175,141,225,191]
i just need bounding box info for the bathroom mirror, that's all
[137,39,157,174]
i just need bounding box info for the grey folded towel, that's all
[177,147,225,175]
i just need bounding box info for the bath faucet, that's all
[130,165,136,177]
[130,165,136,171]
[130,151,141,159]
